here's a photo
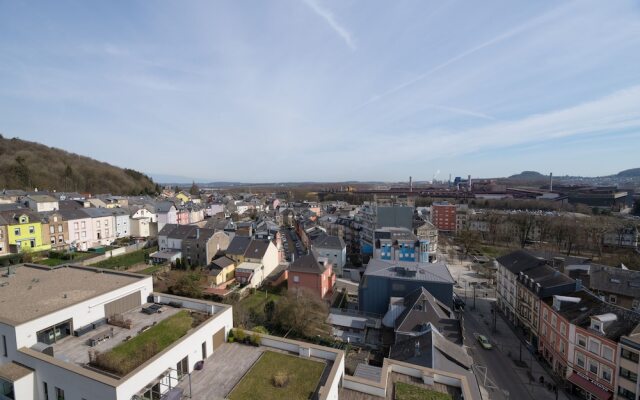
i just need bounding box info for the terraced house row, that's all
[497,250,640,400]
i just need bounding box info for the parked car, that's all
[477,334,492,350]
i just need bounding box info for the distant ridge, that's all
[507,171,546,180]
[617,168,640,178]
[0,135,158,195]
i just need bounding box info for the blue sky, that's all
[1,0,640,182]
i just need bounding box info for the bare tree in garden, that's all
[457,228,480,257]
[513,213,536,248]
[273,289,330,338]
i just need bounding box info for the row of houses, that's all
[497,250,640,400]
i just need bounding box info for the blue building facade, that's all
[358,260,455,315]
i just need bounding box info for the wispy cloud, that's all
[424,104,497,121]
[302,0,356,50]
[356,4,570,110]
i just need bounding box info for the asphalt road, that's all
[462,298,544,400]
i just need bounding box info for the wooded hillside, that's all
[0,136,159,195]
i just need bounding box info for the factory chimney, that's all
[410,176,413,192]
[468,175,472,190]
[550,172,553,192]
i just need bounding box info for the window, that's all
[29,226,35,234]
[202,341,207,359]
[542,324,547,336]
[30,239,35,248]
[293,275,300,283]
[58,225,63,233]
[2,335,6,356]
[551,314,557,328]
[560,341,566,355]
[50,237,56,245]
[620,367,638,383]
[58,235,63,243]
[14,228,20,236]
[602,346,614,362]
[43,382,49,400]
[577,334,587,348]
[55,387,65,400]
[588,338,600,355]
[621,348,639,363]
[81,221,86,229]
[50,226,55,234]
[74,222,78,230]
[576,352,585,368]
[601,365,612,383]
[560,322,566,336]
[75,232,80,240]
[617,386,636,400]
[177,356,188,379]
[82,231,86,238]
[609,295,617,304]
[588,358,598,375]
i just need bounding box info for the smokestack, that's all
[550,172,553,192]
[410,176,413,192]
[468,175,472,190]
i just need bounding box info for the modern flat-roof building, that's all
[0,264,232,400]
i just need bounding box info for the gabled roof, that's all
[244,239,270,259]
[26,194,58,203]
[589,265,640,298]
[226,236,252,256]
[57,208,91,220]
[211,256,235,270]
[289,253,327,274]
[155,201,176,213]
[496,250,547,274]
[395,288,462,344]
[312,234,345,250]
[82,207,115,218]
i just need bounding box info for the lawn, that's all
[238,288,283,314]
[38,252,96,266]
[93,247,157,270]
[139,264,166,275]
[92,310,193,376]
[228,351,325,400]
[394,382,452,400]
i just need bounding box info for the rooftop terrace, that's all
[0,264,147,325]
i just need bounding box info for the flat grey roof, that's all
[0,264,147,325]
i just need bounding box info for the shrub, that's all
[252,326,269,335]
[250,333,261,346]
[272,371,289,388]
[234,329,246,343]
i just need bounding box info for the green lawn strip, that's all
[229,351,325,400]
[140,264,165,275]
[239,291,282,314]
[394,382,452,400]
[94,310,193,375]
[93,247,157,269]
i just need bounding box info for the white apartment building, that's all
[0,264,232,400]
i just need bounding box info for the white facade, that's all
[67,216,94,251]
[314,246,347,276]
[26,197,59,213]
[113,212,130,239]
[156,205,177,232]
[0,267,233,400]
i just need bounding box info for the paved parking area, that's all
[180,343,265,399]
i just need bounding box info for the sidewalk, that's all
[473,298,576,400]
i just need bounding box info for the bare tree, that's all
[274,289,330,338]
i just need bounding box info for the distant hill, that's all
[617,168,640,178]
[0,135,158,195]
[507,171,547,180]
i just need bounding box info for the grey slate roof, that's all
[244,239,270,259]
[496,250,547,274]
[364,259,454,284]
[289,253,327,274]
[211,256,235,269]
[589,264,640,298]
[82,207,114,218]
[226,236,252,256]
[312,234,345,250]
[155,201,176,213]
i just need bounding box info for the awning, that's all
[567,373,611,400]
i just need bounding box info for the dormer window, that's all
[591,321,602,332]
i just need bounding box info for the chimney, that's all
[468,175,472,190]
[409,176,413,192]
[550,172,553,191]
